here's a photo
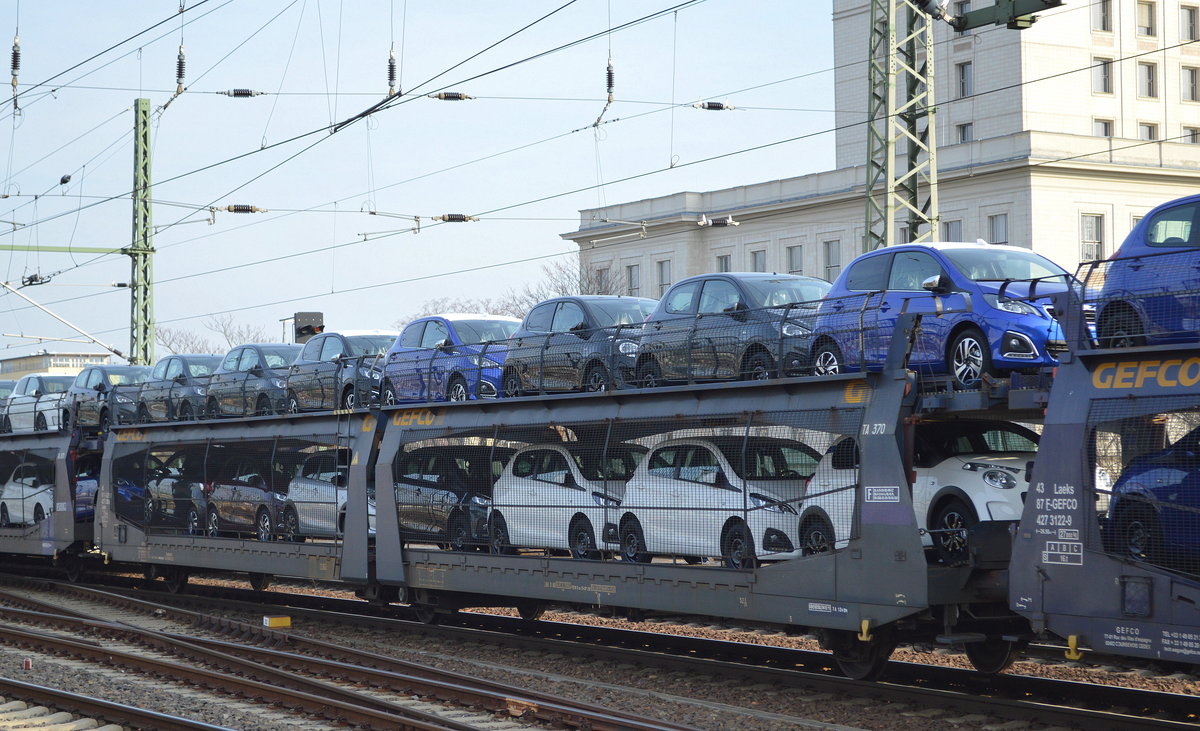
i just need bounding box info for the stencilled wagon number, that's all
[861,423,887,435]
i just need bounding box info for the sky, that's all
[0,1,836,361]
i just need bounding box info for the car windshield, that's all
[711,439,821,480]
[589,299,656,328]
[261,346,302,368]
[187,357,222,377]
[105,367,150,385]
[346,335,396,356]
[941,248,1068,282]
[452,319,519,344]
[741,277,831,308]
[570,445,647,481]
[42,377,73,392]
[0,385,12,399]
[918,422,1040,459]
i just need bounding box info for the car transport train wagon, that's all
[2,250,1200,681]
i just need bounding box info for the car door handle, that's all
[879,303,891,312]
[653,322,662,330]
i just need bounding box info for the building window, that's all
[956,61,973,98]
[1184,6,1199,42]
[1139,122,1159,141]
[1185,126,1200,144]
[897,225,910,245]
[1184,67,1200,102]
[786,245,803,275]
[1093,118,1114,137]
[823,240,841,282]
[715,254,731,272]
[987,214,1009,245]
[625,264,640,297]
[955,1,972,34]
[1137,62,1157,98]
[1092,0,1112,31]
[1081,214,1104,261]
[1093,58,1113,94]
[941,219,963,241]
[1136,1,1156,36]
[655,260,672,295]
[749,249,767,273]
[957,122,974,143]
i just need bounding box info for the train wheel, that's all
[517,602,545,621]
[248,573,273,592]
[965,639,1019,675]
[412,605,439,624]
[163,568,189,594]
[62,556,84,583]
[826,627,897,681]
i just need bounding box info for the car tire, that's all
[1119,505,1162,564]
[1098,308,1146,349]
[636,359,663,389]
[381,380,397,407]
[341,387,356,410]
[582,363,609,392]
[206,507,221,537]
[448,513,472,552]
[254,508,274,542]
[283,507,304,542]
[206,398,220,419]
[447,375,470,402]
[933,498,977,565]
[0,503,8,526]
[620,517,652,563]
[179,401,194,421]
[255,396,272,417]
[286,392,301,414]
[0,415,10,433]
[812,341,843,376]
[501,369,523,398]
[489,513,515,555]
[33,503,45,523]
[721,520,758,569]
[34,412,47,432]
[143,495,157,526]
[185,505,202,536]
[136,403,151,423]
[569,516,599,559]
[800,515,835,556]
[949,328,995,389]
[741,350,776,381]
[98,409,110,434]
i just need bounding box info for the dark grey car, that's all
[500,296,657,396]
[135,354,222,422]
[286,330,398,412]
[67,365,152,430]
[205,343,302,418]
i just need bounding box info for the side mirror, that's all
[31,390,42,398]
[922,274,951,294]
[173,374,187,384]
[332,472,347,487]
[94,381,107,393]
[559,471,577,487]
[437,339,454,351]
[249,365,264,376]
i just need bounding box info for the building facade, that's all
[0,352,111,381]
[564,0,1200,288]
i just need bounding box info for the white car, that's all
[282,448,376,539]
[618,436,820,568]
[802,420,1036,562]
[1,374,73,433]
[0,460,55,526]
[491,442,646,558]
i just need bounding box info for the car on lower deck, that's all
[634,273,831,388]
[490,442,646,557]
[282,447,376,539]
[203,448,290,541]
[0,458,55,526]
[501,296,657,396]
[392,444,515,550]
[802,420,1036,563]
[286,330,399,412]
[136,354,222,422]
[206,343,303,417]
[618,436,820,568]
[811,243,1071,388]
[382,315,520,404]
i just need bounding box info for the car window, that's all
[106,369,149,386]
[698,280,742,314]
[589,299,655,327]
[319,336,345,361]
[187,358,220,378]
[679,446,720,484]
[345,336,395,356]
[164,359,184,380]
[845,253,892,291]
[42,377,72,393]
[741,277,832,307]
[737,443,819,479]
[888,251,943,291]
[452,319,519,344]
[662,282,700,315]
[302,453,341,482]
[300,337,323,362]
[647,447,679,478]
[551,301,587,332]
[0,384,12,399]
[397,454,438,483]
[399,323,425,348]
[71,370,88,388]
[571,445,646,481]
[1145,201,1198,248]
[941,248,1067,281]
[525,303,556,332]
[917,421,1040,459]
[979,427,1039,452]
[221,349,242,371]
[152,360,169,380]
[420,320,450,348]
[85,369,102,389]
[261,345,302,368]
[238,349,261,371]
[511,452,537,478]
[535,451,571,483]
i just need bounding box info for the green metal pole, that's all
[130,98,154,365]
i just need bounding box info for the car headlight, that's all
[617,340,639,355]
[467,355,500,368]
[592,492,621,507]
[983,293,1040,316]
[470,494,492,506]
[114,394,134,404]
[750,493,798,514]
[781,321,811,337]
[358,367,381,380]
[193,386,206,396]
[982,469,1018,489]
[269,378,287,389]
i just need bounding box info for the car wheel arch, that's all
[926,486,978,528]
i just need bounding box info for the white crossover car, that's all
[802,420,1037,562]
[0,460,55,526]
[491,442,646,558]
[1,374,73,433]
[618,436,820,568]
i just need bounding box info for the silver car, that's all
[282,449,375,539]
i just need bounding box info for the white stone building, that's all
[563,0,1200,292]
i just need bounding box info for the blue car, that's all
[811,243,1071,388]
[382,314,521,404]
[1108,424,1200,572]
[1093,194,1200,348]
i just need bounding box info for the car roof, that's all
[673,271,828,284]
[419,313,521,322]
[229,342,302,349]
[328,329,401,337]
[543,295,657,303]
[651,435,816,451]
[883,241,1038,255]
[167,353,222,360]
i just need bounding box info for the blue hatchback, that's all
[811,243,1071,387]
[1093,194,1200,347]
[382,314,521,404]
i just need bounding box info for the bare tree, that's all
[155,314,273,356]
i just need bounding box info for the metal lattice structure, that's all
[129,97,155,365]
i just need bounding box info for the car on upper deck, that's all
[136,354,222,422]
[205,343,303,417]
[66,364,152,430]
[286,330,399,412]
[381,314,520,404]
[1,374,73,433]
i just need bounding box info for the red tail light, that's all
[202,481,215,496]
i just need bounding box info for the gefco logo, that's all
[1093,358,1200,390]
[113,429,144,442]
[390,408,444,427]
[843,382,871,404]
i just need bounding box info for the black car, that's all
[393,445,516,550]
[204,447,290,541]
[67,365,153,430]
[500,295,658,396]
[286,330,399,412]
[205,343,302,418]
[634,272,831,387]
[136,354,223,422]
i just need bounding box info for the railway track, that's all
[0,675,231,730]
[8,574,1196,730]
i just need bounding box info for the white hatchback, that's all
[2,374,73,433]
[618,436,820,568]
[802,420,1036,562]
[0,460,55,526]
[491,443,645,558]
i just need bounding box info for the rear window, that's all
[845,254,892,291]
[1144,201,1199,248]
[570,445,647,480]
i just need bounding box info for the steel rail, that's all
[0,675,234,731]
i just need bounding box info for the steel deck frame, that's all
[0,431,86,558]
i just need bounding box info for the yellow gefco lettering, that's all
[114,429,144,442]
[361,415,377,433]
[844,381,870,404]
[1093,357,1200,389]
[391,408,442,426]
